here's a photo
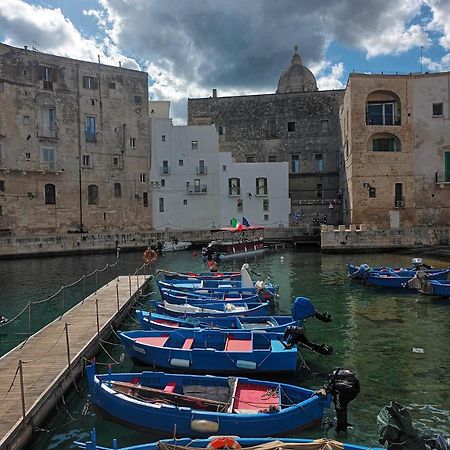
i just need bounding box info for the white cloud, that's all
[424,0,450,50]
[316,63,346,90]
[422,54,450,71]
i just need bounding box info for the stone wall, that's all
[321,224,450,252]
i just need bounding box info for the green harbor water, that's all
[0,249,449,449]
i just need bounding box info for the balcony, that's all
[160,166,170,175]
[366,112,401,126]
[187,184,207,194]
[196,165,207,175]
[435,170,450,187]
[40,162,60,172]
[38,125,58,139]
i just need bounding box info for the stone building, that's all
[150,101,290,230]
[341,72,450,229]
[187,47,344,230]
[0,43,151,235]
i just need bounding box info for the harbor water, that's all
[0,248,449,449]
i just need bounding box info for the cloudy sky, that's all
[1,0,450,123]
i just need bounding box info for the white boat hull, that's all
[218,247,267,261]
[162,241,192,252]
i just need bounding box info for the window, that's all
[109,82,116,89]
[91,99,95,106]
[44,184,56,205]
[369,187,376,198]
[25,152,31,160]
[140,173,146,183]
[143,192,148,207]
[194,179,201,193]
[246,156,255,163]
[191,140,198,150]
[113,156,120,167]
[198,160,206,174]
[394,183,403,207]
[41,147,56,170]
[82,155,91,167]
[264,214,269,221]
[218,126,226,135]
[162,160,169,174]
[314,154,324,173]
[23,115,30,125]
[222,165,227,171]
[88,184,99,204]
[372,137,399,152]
[228,178,240,196]
[134,95,142,105]
[183,199,187,205]
[130,137,136,148]
[263,199,269,211]
[256,177,268,195]
[40,107,56,137]
[0,180,5,191]
[266,119,276,138]
[85,116,96,142]
[367,102,395,125]
[162,135,166,142]
[316,184,323,199]
[237,199,243,213]
[291,154,300,173]
[0,142,5,165]
[268,155,277,162]
[287,121,295,132]
[161,179,165,187]
[433,103,443,116]
[179,159,184,166]
[41,66,55,89]
[114,183,121,197]
[321,119,329,132]
[82,76,98,90]
[159,197,164,212]
[445,152,450,182]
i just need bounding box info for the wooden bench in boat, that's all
[182,338,194,349]
[225,336,252,352]
[134,335,169,347]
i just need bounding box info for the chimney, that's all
[212,88,217,98]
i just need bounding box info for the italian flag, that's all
[230,217,244,230]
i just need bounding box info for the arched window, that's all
[44,184,56,204]
[88,184,98,204]
[366,90,401,126]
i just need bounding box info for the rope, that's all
[0,365,20,403]
[22,327,66,364]
[0,302,31,328]
[98,340,122,365]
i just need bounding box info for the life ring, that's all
[207,437,241,450]
[143,249,157,264]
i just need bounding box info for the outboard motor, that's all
[281,326,333,355]
[326,368,360,433]
[291,297,332,323]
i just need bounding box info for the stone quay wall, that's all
[321,224,450,252]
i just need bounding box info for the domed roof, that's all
[276,46,318,93]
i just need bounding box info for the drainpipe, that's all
[76,64,84,232]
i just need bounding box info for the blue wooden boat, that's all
[365,269,450,289]
[137,310,298,332]
[419,279,450,297]
[159,269,241,281]
[85,362,331,437]
[150,299,269,317]
[76,431,384,450]
[138,296,330,333]
[160,288,263,305]
[347,259,445,280]
[120,329,297,373]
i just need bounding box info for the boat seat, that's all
[135,335,169,347]
[163,382,177,393]
[232,382,280,414]
[225,336,252,352]
[271,340,286,352]
[182,338,194,349]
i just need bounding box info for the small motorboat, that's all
[365,268,449,289]
[76,432,384,450]
[137,296,332,333]
[120,329,299,373]
[150,299,270,317]
[159,288,263,305]
[406,274,450,298]
[162,240,192,252]
[158,269,242,281]
[85,363,361,437]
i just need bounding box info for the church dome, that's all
[276,46,318,93]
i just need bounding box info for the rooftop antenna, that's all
[420,46,423,73]
[32,40,39,51]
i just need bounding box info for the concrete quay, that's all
[0,274,151,450]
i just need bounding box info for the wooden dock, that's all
[0,274,151,450]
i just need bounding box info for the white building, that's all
[149,102,290,230]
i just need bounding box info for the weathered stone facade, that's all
[341,73,450,229]
[187,49,344,231]
[0,43,151,235]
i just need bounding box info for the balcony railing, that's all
[40,162,60,172]
[435,170,450,184]
[38,125,58,139]
[366,113,401,126]
[187,184,207,194]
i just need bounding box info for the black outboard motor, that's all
[326,368,360,433]
[281,326,333,355]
